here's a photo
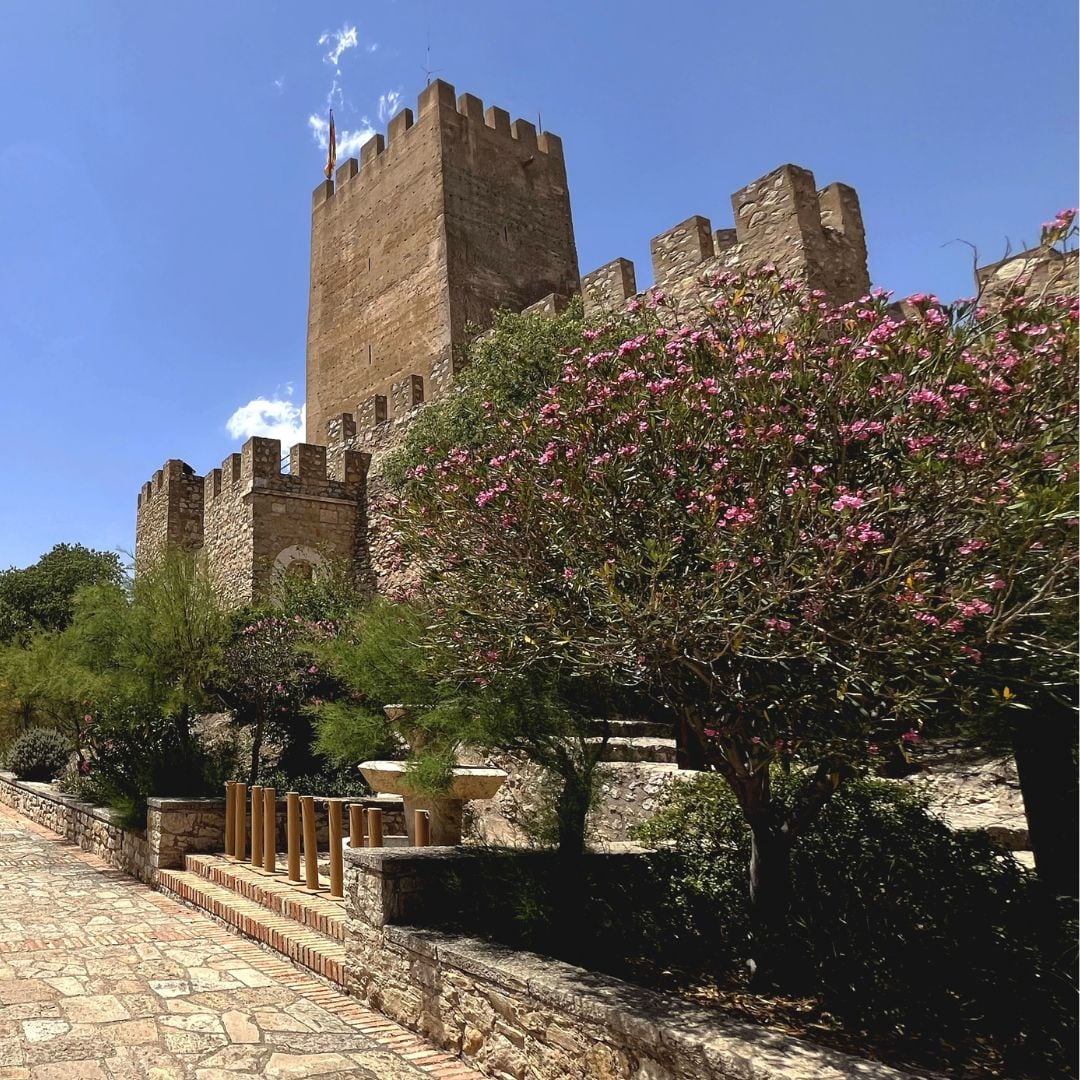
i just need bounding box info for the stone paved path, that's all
[0,805,480,1079]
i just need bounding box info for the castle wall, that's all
[438,86,580,368]
[975,244,1078,307]
[201,437,369,607]
[582,163,870,318]
[305,80,579,443]
[134,459,204,568]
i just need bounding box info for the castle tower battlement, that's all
[201,436,370,606]
[305,78,580,445]
[134,459,204,568]
[582,163,870,318]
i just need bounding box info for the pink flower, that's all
[831,493,865,511]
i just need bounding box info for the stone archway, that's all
[273,545,328,583]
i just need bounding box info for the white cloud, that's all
[272,75,285,93]
[377,91,401,123]
[225,397,306,447]
[308,113,377,158]
[319,25,359,67]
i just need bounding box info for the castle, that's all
[135,78,1069,605]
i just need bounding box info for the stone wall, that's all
[201,436,370,606]
[975,243,1078,307]
[0,772,225,884]
[342,847,915,1080]
[582,163,870,319]
[135,459,205,568]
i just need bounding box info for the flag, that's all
[324,110,337,179]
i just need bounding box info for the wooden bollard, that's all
[286,792,302,883]
[224,782,235,857]
[250,785,263,868]
[367,807,384,848]
[301,795,319,891]
[234,783,247,861]
[414,809,431,847]
[263,787,276,872]
[348,803,365,848]
[328,799,344,898]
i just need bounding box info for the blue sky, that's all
[0,1,1076,570]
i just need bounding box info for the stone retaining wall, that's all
[0,772,224,884]
[343,847,915,1080]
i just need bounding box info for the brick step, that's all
[158,867,346,985]
[587,736,679,764]
[183,854,346,941]
[588,718,675,740]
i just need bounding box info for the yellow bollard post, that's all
[263,787,276,872]
[286,792,302,883]
[224,782,235,857]
[367,807,384,848]
[234,783,247,862]
[415,809,431,847]
[251,785,263,868]
[301,795,319,891]
[348,803,365,848]
[328,799,344,898]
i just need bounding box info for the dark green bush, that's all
[633,773,1077,1076]
[6,727,71,781]
[86,706,236,828]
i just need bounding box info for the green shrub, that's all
[5,727,71,781]
[633,772,1076,1076]
[86,705,236,828]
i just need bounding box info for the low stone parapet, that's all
[342,847,915,1080]
[0,772,224,884]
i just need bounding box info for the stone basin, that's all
[358,760,507,846]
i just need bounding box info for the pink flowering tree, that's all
[214,615,342,784]
[396,243,1078,979]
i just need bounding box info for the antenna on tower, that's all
[420,31,441,86]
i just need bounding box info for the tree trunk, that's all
[747,819,796,988]
[676,711,706,770]
[1012,707,1078,897]
[555,770,591,855]
[249,718,264,788]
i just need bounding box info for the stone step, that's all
[158,867,346,986]
[589,718,675,740]
[183,854,346,941]
[589,737,679,764]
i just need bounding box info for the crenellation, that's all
[135,459,204,568]
[390,374,424,418]
[241,436,282,484]
[522,292,571,318]
[582,162,870,311]
[289,443,328,482]
[713,227,738,252]
[511,118,538,150]
[651,215,715,291]
[582,257,637,318]
[387,106,414,143]
[326,412,357,446]
[335,158,358,186]
[484,104,511,136]
[357,394,388,430]
[418,77,457,116]
[360,133,385,167]
[457,92,484,122]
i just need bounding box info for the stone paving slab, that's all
[0,803,481,1079]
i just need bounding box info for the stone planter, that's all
[357,760,506,845]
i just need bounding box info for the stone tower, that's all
[305,79,581,444]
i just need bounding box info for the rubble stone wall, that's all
[342,847,914,1080]
[0,772,224,884]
